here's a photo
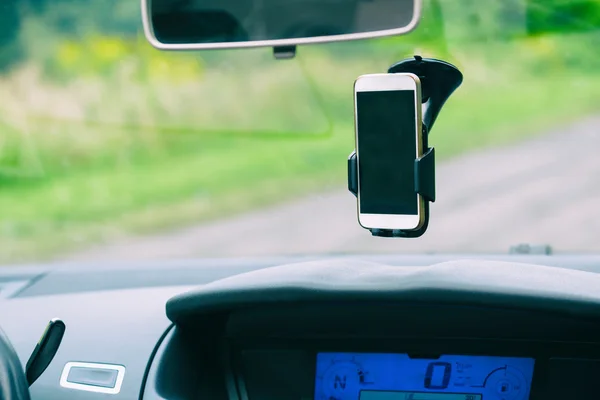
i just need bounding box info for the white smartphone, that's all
[354,72,425,231]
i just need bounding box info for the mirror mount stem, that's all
[273,46,297,60]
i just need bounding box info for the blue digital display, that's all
[314,353,535,400]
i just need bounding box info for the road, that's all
[63,116,600,261]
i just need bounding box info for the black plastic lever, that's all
[26,318,66,386]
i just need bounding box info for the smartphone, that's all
[354,72,424,231]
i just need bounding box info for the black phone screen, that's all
[356,90,418,215]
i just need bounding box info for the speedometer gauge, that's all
[482,366,529,400]
[314,353,535,400]
[316,358,369,400]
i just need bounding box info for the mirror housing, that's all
[142,0,422,50]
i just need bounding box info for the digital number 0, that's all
[424,362,452,389]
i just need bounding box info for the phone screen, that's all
[356,90,418,215]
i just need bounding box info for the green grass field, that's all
[1,27,600,263]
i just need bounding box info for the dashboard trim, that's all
[59,361,126,395]
[166,259,600,325]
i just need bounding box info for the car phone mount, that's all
[348,56,463,238]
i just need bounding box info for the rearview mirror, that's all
[142,0,422,50]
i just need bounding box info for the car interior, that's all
[4,255,600,399]
[2,0,600,399]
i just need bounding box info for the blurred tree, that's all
[437,0,527,43]
[0,0,23,72]
[0,0,142,72]
[526,0,600,35]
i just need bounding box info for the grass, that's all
[1,33,600,264]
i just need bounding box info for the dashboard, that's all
[3,255,600,400]
[218,302,600,400]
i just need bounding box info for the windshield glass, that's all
[1,0,599,264]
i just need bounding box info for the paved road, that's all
[63,117,600,261]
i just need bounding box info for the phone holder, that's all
[348,56,463,238]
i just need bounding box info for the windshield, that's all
[1,0,599,264]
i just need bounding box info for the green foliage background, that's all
[1,0,600,263]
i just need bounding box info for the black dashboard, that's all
[3,255,600,400]
[217,304,600,400]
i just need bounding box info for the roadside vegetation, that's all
[1,0,600,263]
